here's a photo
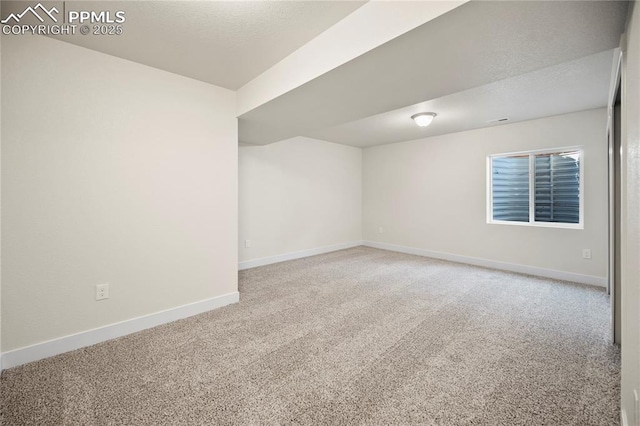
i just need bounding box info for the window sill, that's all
[487,220,584,230]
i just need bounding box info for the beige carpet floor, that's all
[1,247,620,425]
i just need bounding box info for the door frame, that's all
[607,47,622,344]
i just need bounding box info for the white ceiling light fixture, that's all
[411,112,437,127]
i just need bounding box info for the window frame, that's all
[486,146,584,229]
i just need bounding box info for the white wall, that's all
[239,137,361,265]
[363,109,608,282]
[621,1,640,424]
[0,35,3,362]
[1,36,238,352]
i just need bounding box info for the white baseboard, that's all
[238,241,364,270]
[0,291,239,371]
[363,240,607,288]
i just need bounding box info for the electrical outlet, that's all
[245,239,251,248]
[378,227,384,234]
[582,249,592,259]
[96,283,109,301]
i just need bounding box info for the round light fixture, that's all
[411,112,437,127]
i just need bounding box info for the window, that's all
[487,148,583,228]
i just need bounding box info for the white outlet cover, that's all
[96,283,109,301]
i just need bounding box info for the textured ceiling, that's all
[306,49,616,147]
[43,1,366,90]
[5,0,626,147]
[239,1,628,146]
